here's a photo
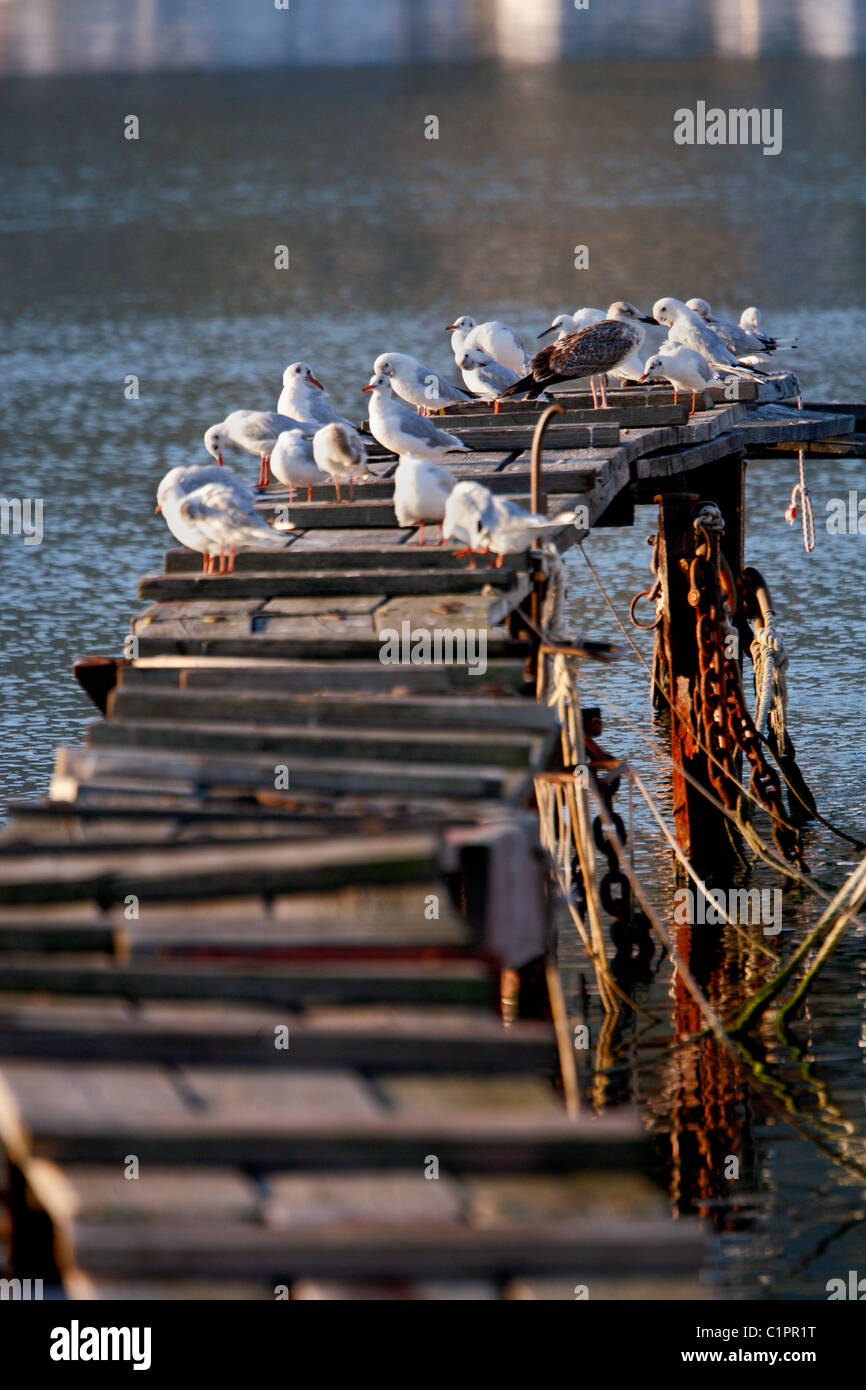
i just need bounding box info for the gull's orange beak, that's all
[361,384,374,392]
[309,377,324,390]
[155,504,162,513]
[445,324,458,331]
[217,454,223,465]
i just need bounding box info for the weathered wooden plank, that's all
[737,406,855,444]
[0,998,557,1071]
[0,878,473,955]
[164,544,528,573]
[0,1060,650,1170]
[441,403,690,429]
[0,957,496,1008]
[173,658,529,694]
[0,831,447,907]
[51,745,519,805]
[633,432,744,482]
[106,688,557,733]
[448,423,620,450]
[139,567,516,601]
[132,615,382,643]
[62,1212,703,1282]
[86,718,542,770]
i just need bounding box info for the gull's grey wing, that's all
[400,410,464,447]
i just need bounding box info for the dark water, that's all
[0,58,864,1298]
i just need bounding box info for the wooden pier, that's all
[0,374,854,1299]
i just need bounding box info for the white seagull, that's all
[445,315,529,374]
[276,362,353,429]
[475,492,577,565]
[311,421,374,502]
[373,352,470,413]
[651,298,764,375]
[685,299,796,363]
[392,454,456,543]
[269,429,329,501]
[641,346,717,412]
[442,480,498,555]
[458,348,522,403]
[363,372,469,461]
[538,307,605,341]
[204,410,311,488]
[156,465,288,573]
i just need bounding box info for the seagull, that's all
[393,454,456,543]
[685,299,795,360]
[605,301,651,384]
[499,302,656,408]
[538,307,605,340]
[363,372,470,461]
[641,346,717,412]
[204,410,311,488]
[458,348,522,403]
[311,421,374,502]
[156,465,288,573]
[442,480,575,566]
[276,362,353,429]
[269,429,329,501]
[652,298,766,375]
[442,480,499,558]
[373,352,471,413]
[477,493,577,564]
[445,315,529,374]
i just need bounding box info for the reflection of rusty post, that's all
[655,492,732,876]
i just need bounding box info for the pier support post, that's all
[654,491,736,878]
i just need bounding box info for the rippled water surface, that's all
[0,57,864,1298]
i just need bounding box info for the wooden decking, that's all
[0,373,851,1299]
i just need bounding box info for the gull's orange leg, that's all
[227,544,236,574]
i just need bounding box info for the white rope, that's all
[785,448,815,553]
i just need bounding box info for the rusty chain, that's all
[687,508,801,866]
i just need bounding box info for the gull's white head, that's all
[282,361,324,390]
[538,313,574,340]
[156,466,188,510]
[445,315,476,333]
[652,298,687,328]
[373,353,412,379]
[459,348,493,368]
[640,355,668,382]
[203,424,225,463]
[686,298,712,321]
[607,301,657,325]
[362,372,391,396]
[740,306,761,331]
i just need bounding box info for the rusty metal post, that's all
[655,492,734,877]
[528,403,565,658]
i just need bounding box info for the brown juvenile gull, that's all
[499,302,656,408]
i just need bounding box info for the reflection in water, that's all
[0,0,865,75]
